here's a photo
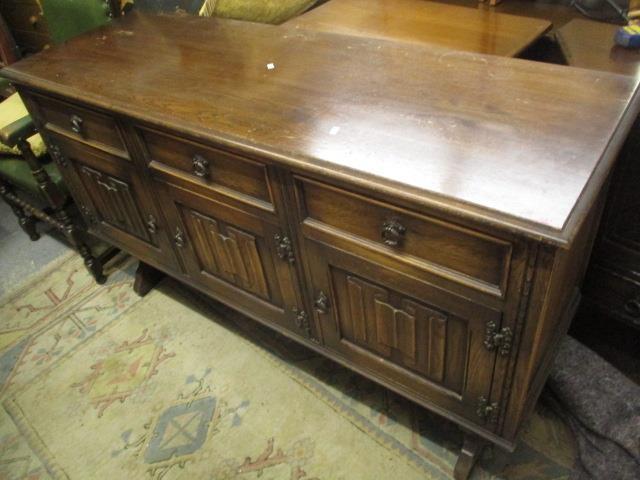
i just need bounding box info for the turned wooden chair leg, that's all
[15,138,106,284]
[0,182,40,240]
[454,433,485,480]
[133,261,164,297]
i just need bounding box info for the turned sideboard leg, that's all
[454,433,485,480]
[133,261,164,297]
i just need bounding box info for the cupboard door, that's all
[304,239,501,426]
[154,179,311,340]
[52,137,178,271]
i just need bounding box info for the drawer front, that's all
[152,178,310,339]
[304,238,502,426]
[138,126,274,210]
[296,177,512,297]
[25,92,128,158]
[584,264,640,329]
[51,136,178,271]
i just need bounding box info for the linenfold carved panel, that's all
[335,272,466,390]
[183,209,270,300]
[79,165,151,242]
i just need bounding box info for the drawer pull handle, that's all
[624,297,640,318]
[70,114,84,136]
[174,227,185,248]
[381,218,406,247]
[274,234,295,264]
[192,154,209,178]
[314,290,330,314]
[147,214,157,234]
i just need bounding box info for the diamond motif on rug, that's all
[72,329,175,417]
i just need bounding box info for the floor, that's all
[0,200,71,299]
[0,249,577,480]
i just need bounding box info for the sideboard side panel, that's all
[499,187,608,441]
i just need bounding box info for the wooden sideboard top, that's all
[287,0,551,58]
[3,12,639,246]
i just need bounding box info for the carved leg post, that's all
[17,138,107,284]
[454,433,485,480]
[59,208,107,284]
[133,261,164,297]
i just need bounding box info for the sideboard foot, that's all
[133,261,164,297]
[454,432,485,480]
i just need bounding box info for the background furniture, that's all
[287,0,551,57]
[0,91,113,283]
[0,0,116,55]
[128,0,318,23]
[557,19,640,331]
[4,13,637,479]
[0,5,116,283]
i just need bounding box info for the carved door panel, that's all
[51,137,178,271]
[304,239,502,426]
[154,179,311,339]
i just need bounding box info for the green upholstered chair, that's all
[0,4,116,283]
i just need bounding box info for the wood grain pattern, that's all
[139,126,274,207]
[287,0,551,57]
[296,175,513,295]
[341,272,449,383]
[3,13,639,245]
[26,91,128,158]
[184,209,270,299]
[79,164,151,242]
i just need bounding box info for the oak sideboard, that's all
[3,13,639,479]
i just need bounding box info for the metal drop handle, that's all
[314,290,330,314]
[381,218,406,247]
[192,154,209,178]
[70,114,84,136]
[174,227,185,248]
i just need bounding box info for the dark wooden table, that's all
[288,0,551,57]
[557,19,640,331]
[557,18,640,76]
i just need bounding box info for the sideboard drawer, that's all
[138,126,274,210]
[25,92,128,158]
[296,177,512,297]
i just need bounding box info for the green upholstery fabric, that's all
[131,0,317,24]
[209,0,317,24]
[40,0,113,45]
[0,157,67,196]
[0,93,46,158]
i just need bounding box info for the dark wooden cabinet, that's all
[584,117,640,330]
[4,13,638,479]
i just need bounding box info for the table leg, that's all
[454,432,485,480]
[133,261,164,297]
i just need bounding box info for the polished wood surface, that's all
[288,0,551,57]
[2,13,638,246]
[3,14,637,478]
[558,18,640,76]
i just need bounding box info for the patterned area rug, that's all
[0,254,577,479]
